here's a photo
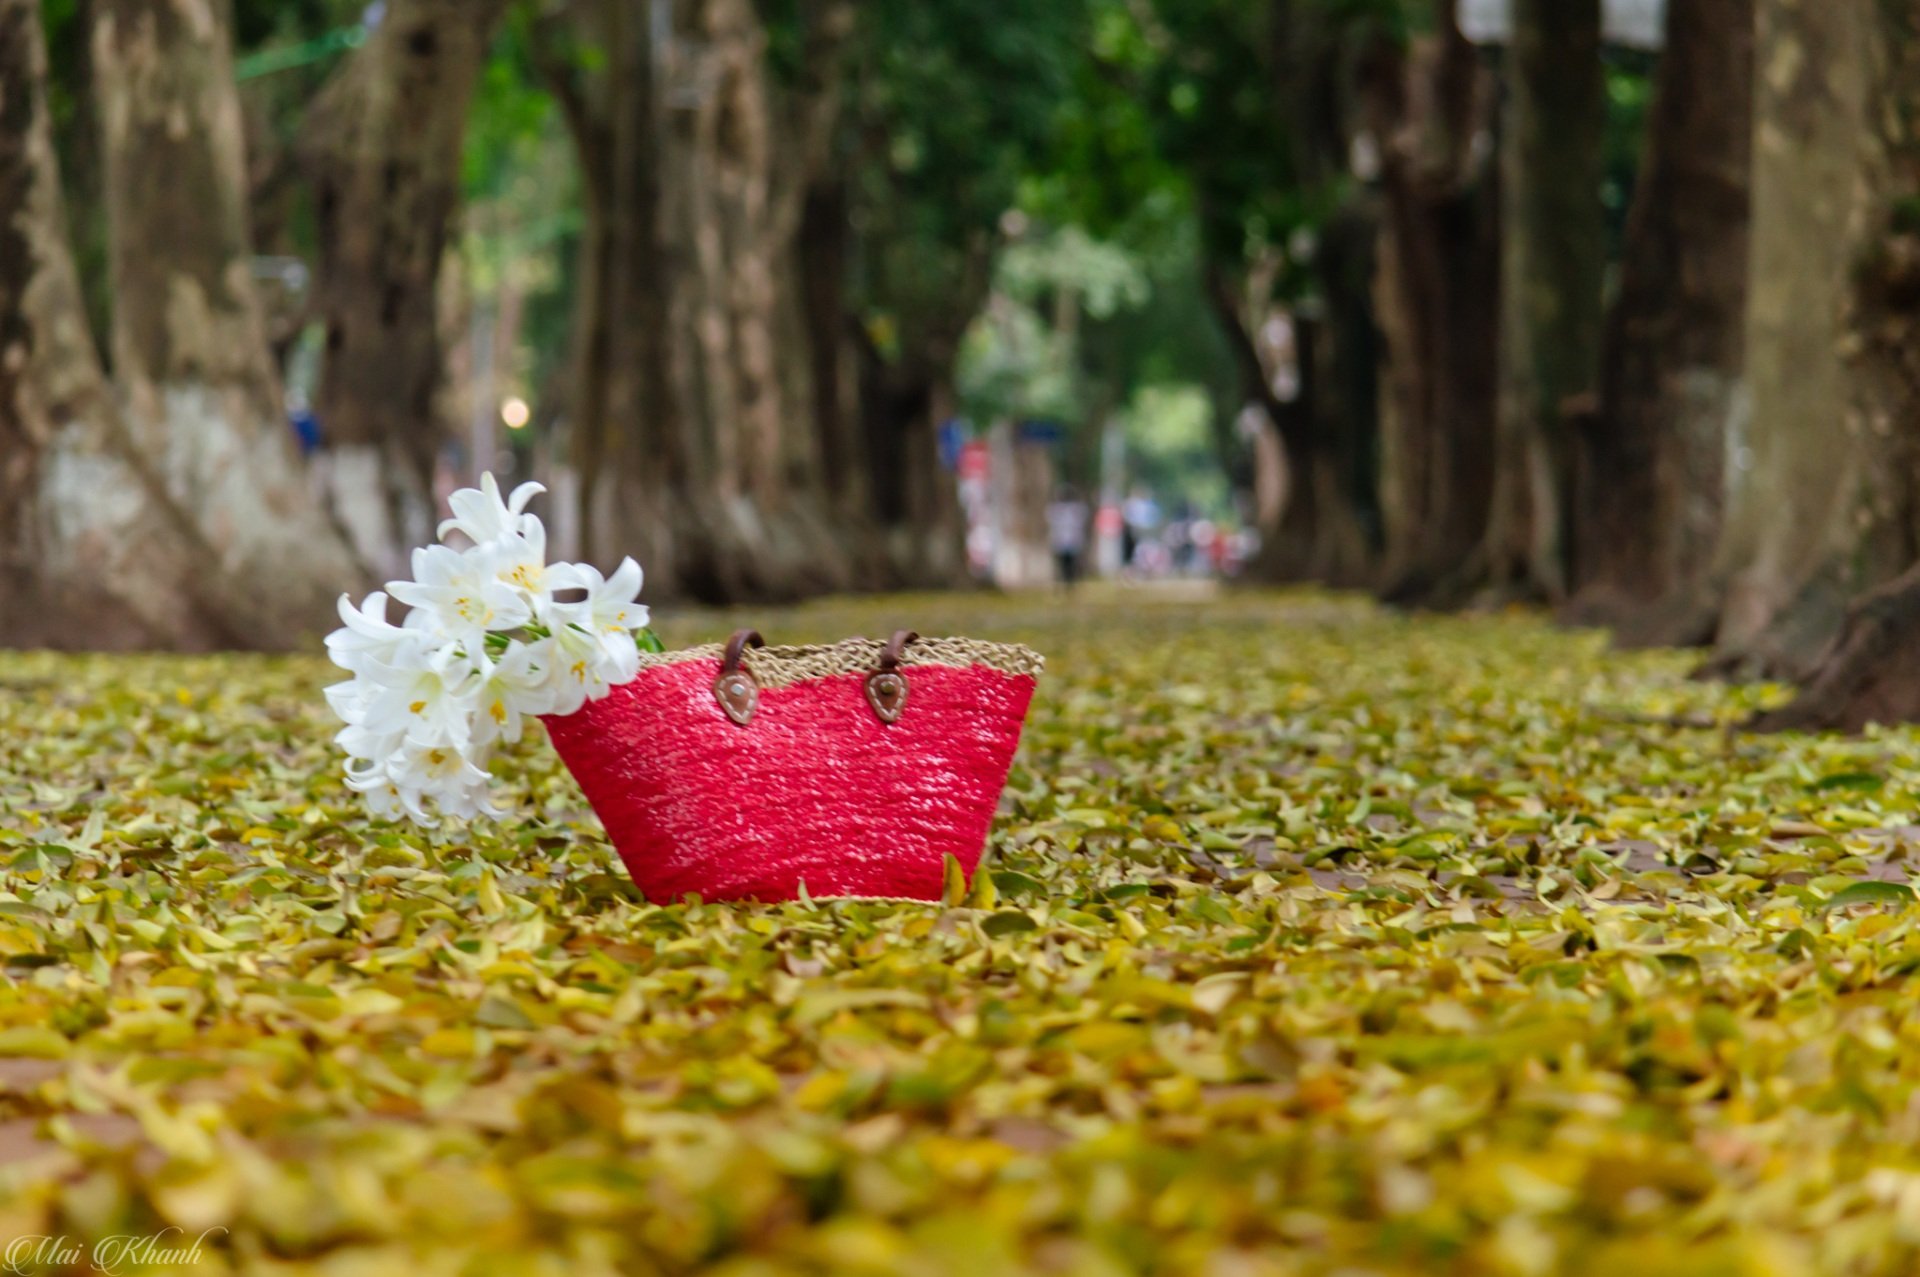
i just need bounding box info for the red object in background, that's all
[543,632,1039,902]
[958,439,990,482]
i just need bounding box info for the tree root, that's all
[1747,563,1920,733]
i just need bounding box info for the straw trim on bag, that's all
[636,635,1044,690]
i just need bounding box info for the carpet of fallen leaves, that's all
[8,589,1920,1275]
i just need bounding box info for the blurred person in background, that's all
[1048,486,1091,590]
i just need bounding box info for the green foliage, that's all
[841,0,1090,368]
[459,14,581,414]
[956,296,1078,428]
[997,226,1152,322]
[957,225,1152,428]
[1035,0,1399,292]
[7,594,1920,1270]
[956,215,1240,501]
[1122,384,1231,515]
[1602,51,1658,254]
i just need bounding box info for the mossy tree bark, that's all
[1226,0,1379,587]
[0,0,263,649]
[1741,3,1920,727]
[540,0,857,602]
[91,0,361,637]
[1479,0,1606,602]
[1567,0,1752,646]
[1360,0,1501,602]
[299,0,512,578]
[1710,0,1920,686]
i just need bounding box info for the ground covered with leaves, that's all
[7,591,1920,1274]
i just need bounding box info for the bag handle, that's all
[714,629,764,726]
[866,630,919,724]
[713,628,919,726]
[721,629,764,673]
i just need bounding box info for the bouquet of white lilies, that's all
[325,474,655,824]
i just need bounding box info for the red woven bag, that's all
[542,629,1041,902]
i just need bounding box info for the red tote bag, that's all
[543,630,1042,902]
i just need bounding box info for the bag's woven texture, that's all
[543,637,1040,902]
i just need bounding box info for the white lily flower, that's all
[355,648,482,751]
[388,742,499,817]
[326,472,653,825]
[387,542,534,652]
[489,517,553,608]
[543,557,648,710]
[325,592,435,675]
[350,774,411,823]
[438,473,545,546]
[469,639,554,749]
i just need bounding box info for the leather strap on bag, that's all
[714,630,764,725]
[713,628,918,726]
[865,630,918,724]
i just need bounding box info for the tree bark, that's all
[1732,1,1920,725]
[1567,0,1752,646]
[92,0,360,636]
[1479,0,1605,602]
[800,177,869,523]
[1361,0,1501,602]
[1203,262,1315,577]
[1306,203,1386,584]
[1708,0,1920,682]
[299,0,511,578]
[0,0,254,649]
[1754,563,1920,733]
[544,0,858,602]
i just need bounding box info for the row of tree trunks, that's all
[544,0,880,602]
[1567,0,1752,646]
[91,0,360,635]
[654,0,851,600]
[1362,0,1501,602]
[2,0,362,650]
[299,0,513,578]
[0,0,237,648]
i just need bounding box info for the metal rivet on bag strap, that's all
[714,629,764,726]
[865,629,918,725]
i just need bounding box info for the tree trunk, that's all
[0,0,253,649]
[1732,2,1920,725]
[1203,263,1315,578]
[654,0,837,600]
[1362,1,1501,602]
[92,0,360,635]
[1479,0,1605,601]
[800,176,881,587]
[1566,0,1752,646]
[299,0,511,578]
[1708,0,1920,682]
[1754,563,1920,733]
[535,0,671,580]
[1310,202,1386,583]
[545,0,856,602]
[850,341,968,589]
